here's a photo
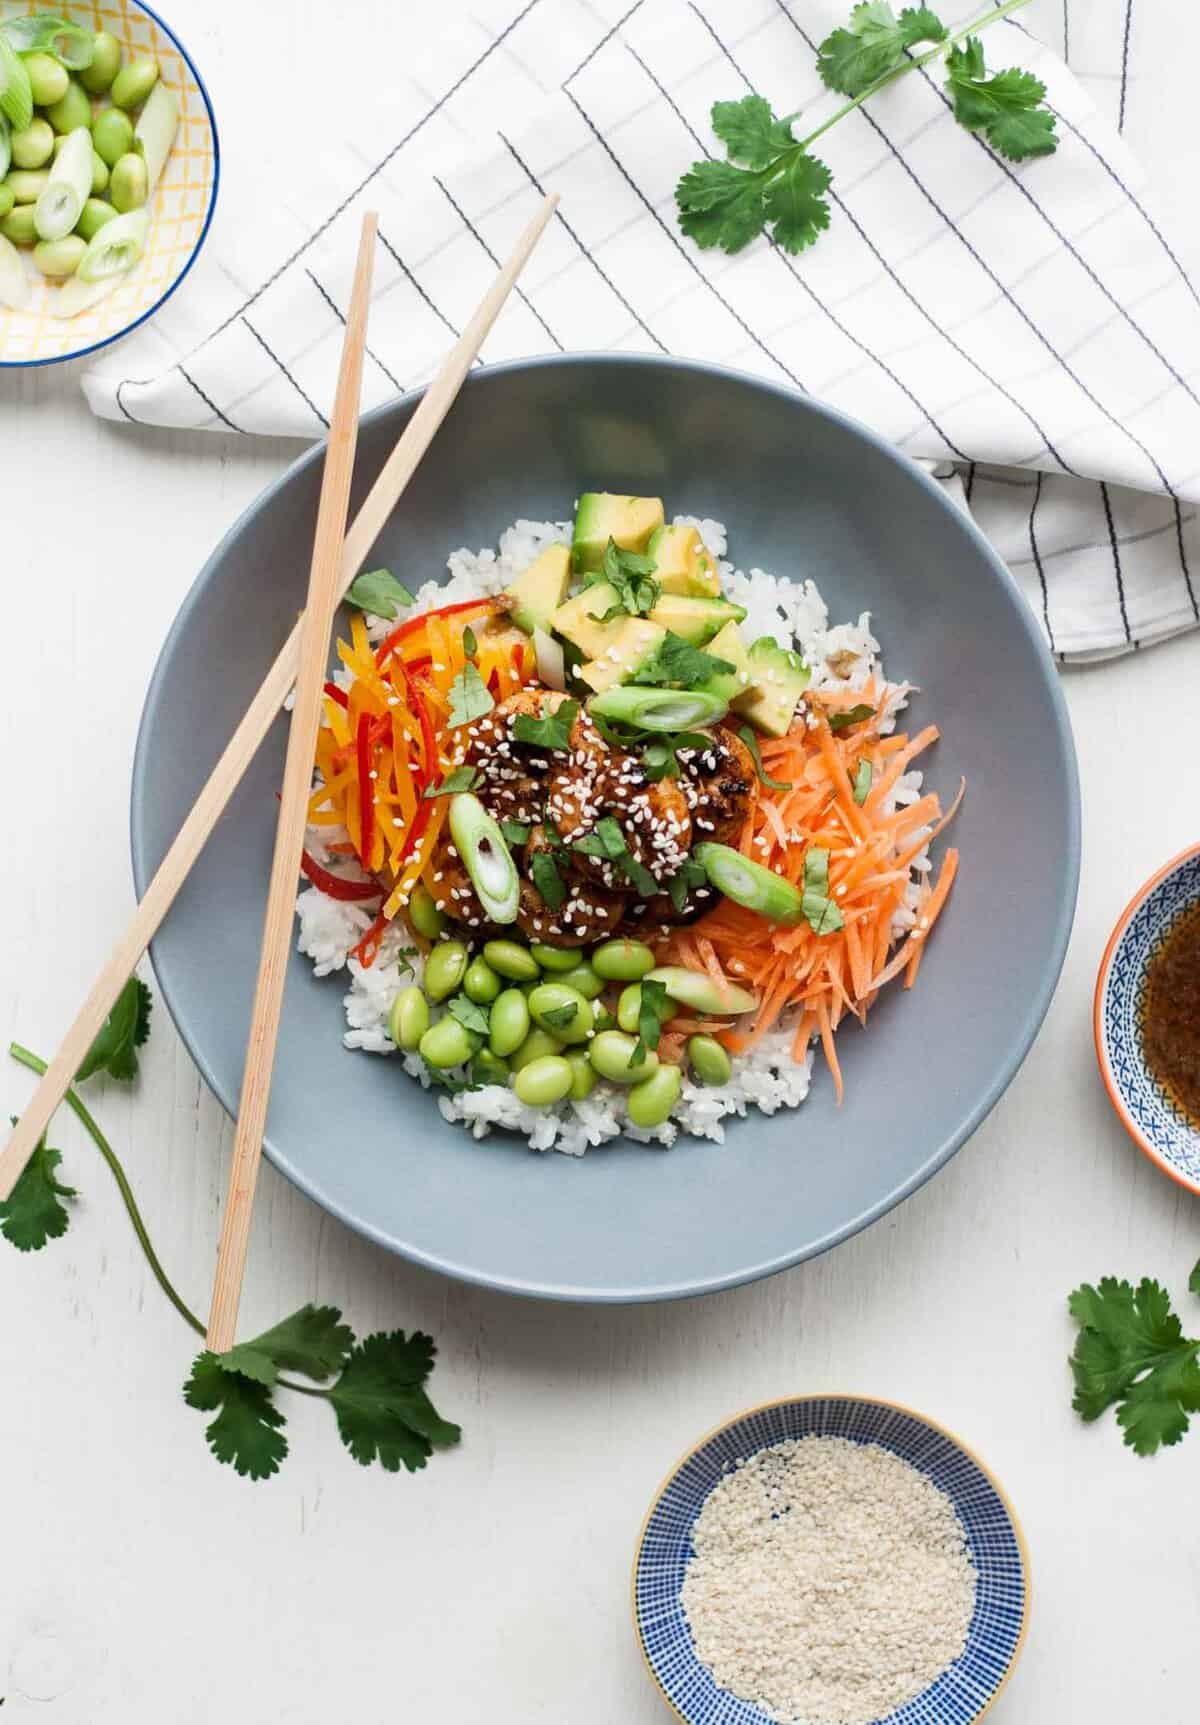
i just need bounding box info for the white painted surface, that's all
[1,4,1198,1721]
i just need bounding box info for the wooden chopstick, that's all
[0,192,558,1210]
[206,212,379,1350]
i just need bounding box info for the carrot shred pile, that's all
[660,682,962,1101]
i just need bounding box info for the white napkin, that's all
[83,0,1200,662]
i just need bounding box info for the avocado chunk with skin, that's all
[698,621,755,705]
[646,524,720,597]
[732,636,811,737]
[501,543,571,635]
[579,618,667,693]
[648,593,746,646]
[552,579,628,660]
[573,493,664,573]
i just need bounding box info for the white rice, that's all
[297,516,931,1155]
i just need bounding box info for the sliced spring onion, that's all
[76,207,149,282]
[588,685,729,732]
[693,840,806,925]
[133,81,178,195]
[448,792,520,925]
[0,112,10,180]
[0,15,95,68]
[35,125,91,241]
[0,231,30,310]
[645,965,758,1017]
[532,626,565,691]
[0,35,33,131]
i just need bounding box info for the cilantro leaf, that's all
[818,3,947,96]
[462,624,479,658]
[853,759,873,805]
[666,856,709,914]
[447,662,494,728]
[764,150,833,254]
[711,94,796,168]
[1191,1259,1200,1298]
[184,1352,288,1480]
[738,725,793,793]
[0,1135,74,1252]
[423,765,479,799]
[572,816,628,862]
[829,703,876,733]
[329,1330,462,1472]
[945,39,1058,162]
[76,976,152,1084]
[511,699,578,752]
[1068,1277,1200,1456]
[676,160,768,255]
[633,632,735,690]
[641,739,680,782]
[448,994,490,1035]
[594,538,661,620]
[801,846,845,936]
[539,1002,579,1031]
[633,978,671,1065]
[345,568,414,620]
[530,849,567,910]
[500,819,530,846]
[396,946,418,978]
[220,1304,355,1388]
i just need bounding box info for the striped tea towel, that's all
[82,0,1200,662]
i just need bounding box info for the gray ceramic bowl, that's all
[131,355,1079,1302]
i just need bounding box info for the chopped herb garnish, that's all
[448,995,490,1036]
[422,1064,479,1094]
[852,759,873,805]
[586,538,661,622]
[539,1002,580,1031]
[447,662,494,729]
[801,846,844,936]
[530,850,567,910]
[633,632,735,690]
[665,856,709,913]
[632,978,671,1064]
[829,703,876,733]
[511,699,578,751]
[641,730,714,782]
[572,816,658,896]
[500,820,530,846]
[461,624,478,658]
[395,947,418,978]
[344,568,414,620]
[738,725,793,793]
[423,765,480,799]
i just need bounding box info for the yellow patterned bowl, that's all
[0,0,217,366]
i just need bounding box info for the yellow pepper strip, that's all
[390,713,418,823]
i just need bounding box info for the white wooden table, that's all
[2,5,1198,1720]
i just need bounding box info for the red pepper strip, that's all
[514,642,526,679]
[412,686,439,789]
[356,711,375,866]
[374,598,493,668]
[351,909,390,969]
[300,849,381,901]
[323,680,349,709]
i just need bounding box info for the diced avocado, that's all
[500,544,571,635]
[698,621,756,705]
[573,492,664,573]
[552,580,626,660]
[580,618,667,694]
[648,593,746,646]
[732,636,812,738]
[646,524,720,597]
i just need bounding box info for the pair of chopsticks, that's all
[1,194,558,1352]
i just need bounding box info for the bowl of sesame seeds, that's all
[634,1394,1029,1725]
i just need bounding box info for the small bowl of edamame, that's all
[0,2,217,366]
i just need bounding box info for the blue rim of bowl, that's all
[1093,840,1200,1196]
[130,352,1082,1302]
[631,1393,1032,1725]
[0,0,221,371]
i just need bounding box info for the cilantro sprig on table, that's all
[676,0,1056,257]
[1068,1267,1200,1457]
[4,978,460,1482]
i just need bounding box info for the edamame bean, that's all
[388,985,429,1052]
[92,107,134,167]
[419,1015,480,1070]
[24,51,69,107]
[513,1055,573,1107]
[11,120,55,170]
[482,939,540,982]
[488,988,530,1058]
[45,79,92,135]
[423,939,468,1002]
[0,186,13,221]
[554,961,602,1000]
[528,983,592,1045]
[529,942,579,973]
[591,938,656,982]
[470,1048,510,1087]
[463,957,502,1005]
[0,204,36,245]
[565,1051,595,1101]
[617,984,642,1035]
[6,170,48,203]
[408,882,445,940]
[627,1064,682,1128]
[33,235,85,277]
[109,151,147,212]
[90,150,108,193]
[509,1029,566,1073]
[81,31,123,96]
[75,197,117,241]
[687,1035,732,1087]
[588,1030,659,1086]
[110,57,159,111]
[592,1000,616,1033]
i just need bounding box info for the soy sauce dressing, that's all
[1141,899,1200,1124]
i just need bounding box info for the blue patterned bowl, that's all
[1095,844,1200,1194]
[634,1396,1029,1725]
